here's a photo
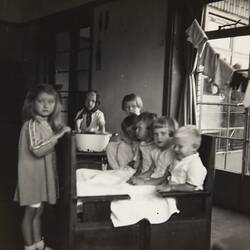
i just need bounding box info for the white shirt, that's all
[75,109,105,133]
[169,153,207,190]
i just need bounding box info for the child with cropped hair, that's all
[121,93,143,116]
[130,116,178,185]
[157,125,207,192]
[106,114,139,170]
[134,112,158,175]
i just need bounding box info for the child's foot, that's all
[42,246,54,250]
[35,239,54,250]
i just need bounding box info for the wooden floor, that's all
[75,206,250,250]
[211,206,250,250]
[2,205,250,250]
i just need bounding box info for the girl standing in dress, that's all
[14,84,71,250]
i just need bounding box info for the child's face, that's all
[125,124,137,140]
[136,121,150,141]
[34,92,55,118]
[174,136,196,160]
[153,127,172,149]
[85,92,97,111]
[124,100,140,115]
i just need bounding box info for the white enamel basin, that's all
[75,133,112,152]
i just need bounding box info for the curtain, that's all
[163,1,204,126]
[177,42,198,125]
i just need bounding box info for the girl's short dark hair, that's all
[138,112,157,128]
[152,116,179,137]
[22,84,63,131]
[121,113,139,135]
[121,93,143,111]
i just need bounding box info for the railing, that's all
[198,101,250,174]
[210,0,250,19]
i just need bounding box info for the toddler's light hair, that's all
[121,93,143,111]
[175,125,201,149]
[152,116,179,137]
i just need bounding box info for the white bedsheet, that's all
[76,168,179,227]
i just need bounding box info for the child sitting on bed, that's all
[133,112,158,176]
[130,116,178,185]
[75,90,105,133]
[156,125,207,192]
[106,113,139,170]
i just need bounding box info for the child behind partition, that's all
[157,125,207,192]
[130,116,178,185]
[14,84,71,250]
[106,113,139,170]
[122,93,143,116]
[75,90,105,133]
[134,112,158,175]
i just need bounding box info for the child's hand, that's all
[62,126,71,134]
[56,126,71,139]
[129,176,145,185]
[156,184,171,192]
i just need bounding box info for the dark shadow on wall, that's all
[0,60,27,250]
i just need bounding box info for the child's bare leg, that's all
[33,204,44,244]
[22,206,36,246]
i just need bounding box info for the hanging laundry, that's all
[229,71,248,92]
[214,58,234,86]
[185,19,208,49]
[198,42,219,81]
[185,19,208,56]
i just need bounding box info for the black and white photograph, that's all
[0,1,250,250]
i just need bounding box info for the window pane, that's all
[205,1,249,31]
[215,152,226,170]
[80,27,90,49]
[200,104,224,131]
[77,71,89,91]
[56,32,70,51]
[55,72,69,91]
[77,50,90,70]
[215,137,243,173]
[225,149,243,173]
[56,52,70,71]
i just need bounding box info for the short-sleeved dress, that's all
[106,139,139,169]
[14,118,58,206]
[150,147,175,178]
[139,141,156,173]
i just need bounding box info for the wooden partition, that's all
[57,133,216,250]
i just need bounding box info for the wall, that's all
[0,0,22,22]
[91,0,167,132]
[21,0,96,22]
[0,22,38,249]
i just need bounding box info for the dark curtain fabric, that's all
[163,0,204,126]
[177,41,198,125]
